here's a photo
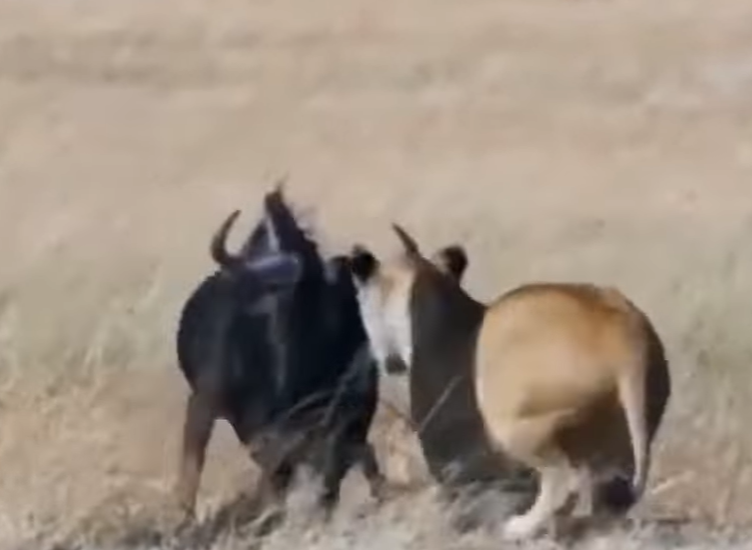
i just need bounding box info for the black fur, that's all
[174,186,383,522]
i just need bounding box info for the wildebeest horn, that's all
[391,223,421,256]
[211,210,241,266]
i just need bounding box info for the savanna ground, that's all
[2,0,752,548]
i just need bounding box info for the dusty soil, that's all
[1,0,752,548]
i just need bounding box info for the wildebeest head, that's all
[211,183,325,286]
[218,245,302,301]
[348,225,469,376]
[207,209,303,308]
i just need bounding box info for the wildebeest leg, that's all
[249,460,294,535]
[318,434,353,517]
[174,392,217,521]
[269,461,295,497]
[256,460,295,510]
[357,442,386,501]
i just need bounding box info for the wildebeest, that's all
[347,224,671,540]
[173,186,385,523]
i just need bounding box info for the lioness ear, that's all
[349,244,379,283]
[431,244,468,282]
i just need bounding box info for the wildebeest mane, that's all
[258,184,325,283]
[264,187,357,411]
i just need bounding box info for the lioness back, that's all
[475,283,650,426]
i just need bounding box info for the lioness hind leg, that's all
[502,461,575,541]
[573,466,595,517]
[490,414,577,541]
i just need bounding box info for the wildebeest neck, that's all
[260,188,325,282]
[247,189,330,410]
[409,270,485,413]
[410,269,485,362]
[409,269,497,484]
[256,196,363,414]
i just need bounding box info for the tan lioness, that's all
[347,224,671,540]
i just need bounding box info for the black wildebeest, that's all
[173,186,385,523]
[348,225,671,540]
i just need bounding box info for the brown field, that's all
[2,0,752,548]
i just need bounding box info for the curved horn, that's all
[391,223,420,256]
[210,210,241,266]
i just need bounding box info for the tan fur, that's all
[350,227,670,541]
[476,283,646,458]
[474,283,657,537]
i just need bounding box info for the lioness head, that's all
[348,224,469,377]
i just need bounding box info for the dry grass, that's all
[2,0,752,547]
